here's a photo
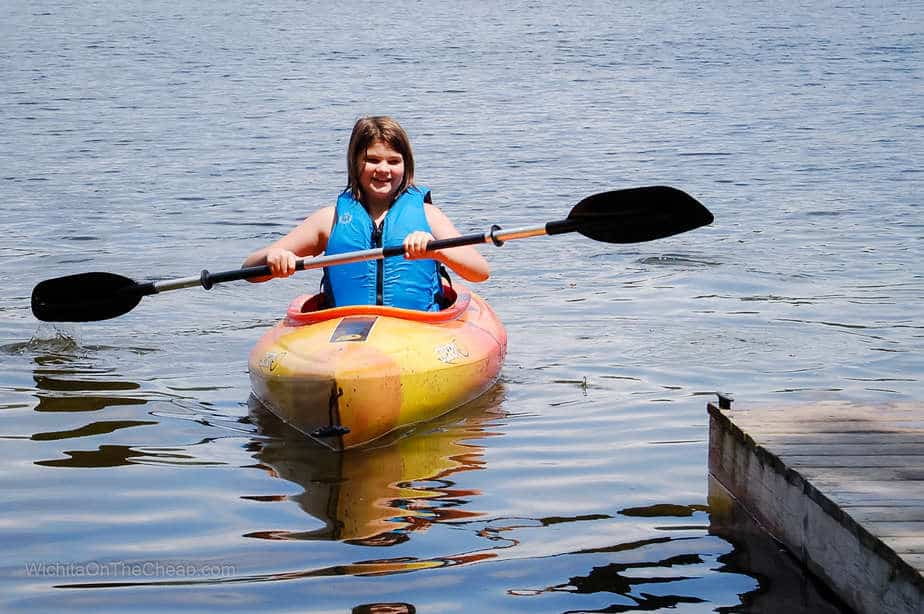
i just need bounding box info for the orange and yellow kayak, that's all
[248,285,506,450]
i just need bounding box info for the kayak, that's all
[248,284,506,450]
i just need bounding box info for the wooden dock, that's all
[708,399,924,614]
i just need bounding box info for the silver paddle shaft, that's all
[152,222,557,294]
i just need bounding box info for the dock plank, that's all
[865,522,924,537]
[755,433,924,445]
[909,555,924,573]
[798,466,924,482]
[726,423,924,434]
[768,443,924,456]
[804,479,924,496]
[839,508,924,523]
[880,536,924,553]
[783,455,923,468]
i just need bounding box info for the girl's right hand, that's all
[265,247,299,277]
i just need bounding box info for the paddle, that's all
[31,186,713,322]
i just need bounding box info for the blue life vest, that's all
[323,185,443,311]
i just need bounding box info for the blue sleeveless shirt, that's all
[323,186,443,311]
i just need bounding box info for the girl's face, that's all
[359,141,405,206]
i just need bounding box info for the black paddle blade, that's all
[31,272,148,322]
[561,186,713,243]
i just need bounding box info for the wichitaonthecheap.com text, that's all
[25,560,236,579]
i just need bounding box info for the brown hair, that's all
[346,116,416,201]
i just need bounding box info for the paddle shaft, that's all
[153,220,575,295]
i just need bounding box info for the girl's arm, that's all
[242,206,335,282]
[404,204,490,282]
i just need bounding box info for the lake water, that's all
[2,1,921,612]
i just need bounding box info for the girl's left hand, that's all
[403,231,435,260]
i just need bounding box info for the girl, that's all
[243,116,489,311]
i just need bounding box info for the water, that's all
[2,1,922,612]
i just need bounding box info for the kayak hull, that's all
[248,285,506,450]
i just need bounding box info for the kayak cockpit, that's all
[284,285,470,327]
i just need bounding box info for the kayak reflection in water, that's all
[246,395,496,545]
[243,115,489,311]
